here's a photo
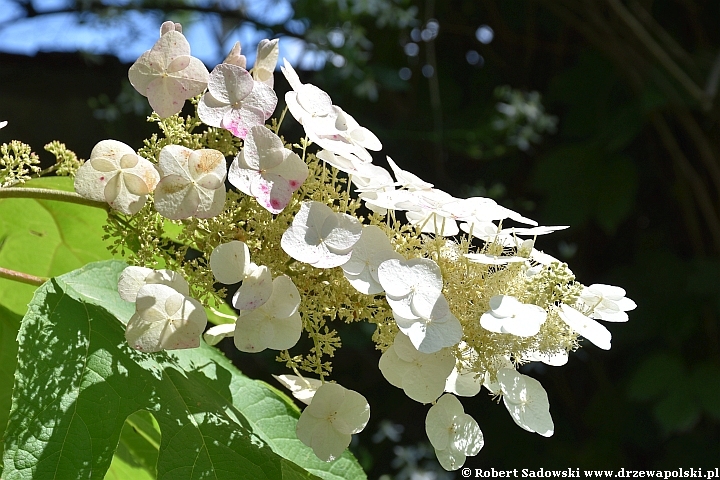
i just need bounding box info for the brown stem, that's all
[0,187,109,210]
[0,266,47,286]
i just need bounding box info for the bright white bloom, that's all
[281,59,334,129]
[281,201,363,268]
[341,225,402,294]
[209,240,252,284]
[453,196,537,226]
[252,39,280,86]
[445,342,483,397]
[404,189,462,237]
[393,294,463,353]
[273,374,322,405]
[281,60,380,161]
[426,394,484,471]
[496,368,554,437]
[480,295,547,337]
[128,24,209,118]
[377,257,444,319]
[460,222,567,246]
[464,253,527,265]
[312,106,381,161]
[0,121,7,129]
[125,283,207,352]
[296,382,370,462]
[228,125,308,213]
[578,284,637,322]
[386,156,434,191]
[117,265,189,302]
[198,63,277,138]
[154,145,227,220]
[558,303,612,350]
[74,140,160,215]
[316,150,368,176]
[379,332,455,404]
[523,350,569,366]
[234,275,302,352]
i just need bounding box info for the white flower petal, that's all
[210,241,251,285]
[558,304,612,350]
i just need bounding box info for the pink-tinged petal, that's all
[146,77,187,118]
[154,174,198,220]
[198,92,231,128]
[223,41,247,68]
[227,155,256,197]
[232,265,273,311]
[167,54,191,73]
[208,63,252,105]
[221,115,250,138]
[268,151,308,190]
[188,149,226,183]
[250,172,292,214]
[158,145,193,178]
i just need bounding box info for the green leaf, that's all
[104,411,160,480]
[0,176,112,315]
[0,304,22,463]
[3,260,365,480]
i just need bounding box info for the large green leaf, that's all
[0,176,112,466]
[2,260,366,480]
[0,176,112,316]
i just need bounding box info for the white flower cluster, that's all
[73,22,638,471]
